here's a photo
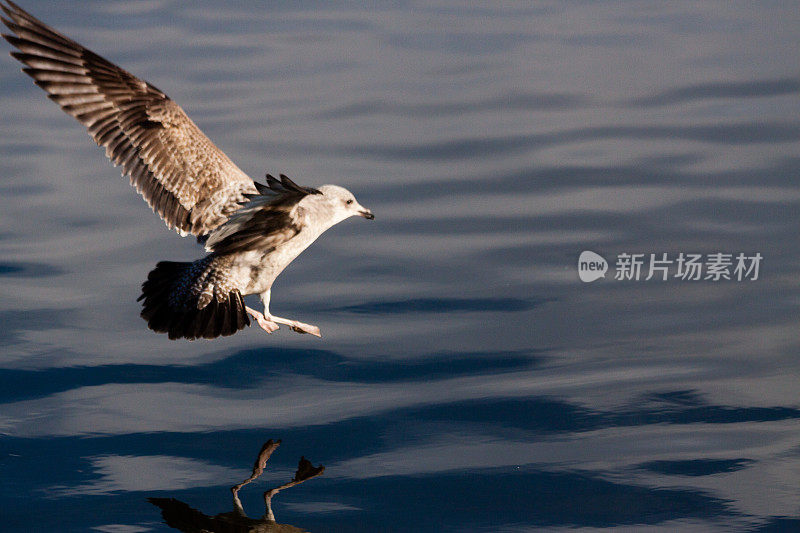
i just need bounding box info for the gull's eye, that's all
[346,199,353,205]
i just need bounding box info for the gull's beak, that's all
[359,209,375,220]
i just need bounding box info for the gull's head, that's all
[318,185,374,223]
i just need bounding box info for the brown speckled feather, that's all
[0,1,256,236]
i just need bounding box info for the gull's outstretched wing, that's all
[205,174,321,255]
[0,1,256,236]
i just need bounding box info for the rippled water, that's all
[1,1,799,531]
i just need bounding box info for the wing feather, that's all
[205,175,321,255]
[1,1,256,236]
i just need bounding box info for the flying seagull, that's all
[0,2,374,340]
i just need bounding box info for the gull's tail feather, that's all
[138,260,250,340]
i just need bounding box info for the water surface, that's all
[1,1,799,531]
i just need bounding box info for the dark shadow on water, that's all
[0,261,64,278]
[391,397,601,434]
[628,77,800,107]
[612,403,800,427]
[294,468,733,531]
[383,392,800,435]
[0,348,542,402]
[749,517,800,532]
[639,458,754,477]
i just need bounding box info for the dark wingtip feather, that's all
[254,179,271,195]
[279,173,321,195]
[279,173,299,190]
[242,179,271,201]
[243,174,319,204]
[266,173,281,190]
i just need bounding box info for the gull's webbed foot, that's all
[246,307,279,334]
[290,322,322,337]
[245,307,321,337]
[270,316,322,338]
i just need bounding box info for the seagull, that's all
[1,2,374,340]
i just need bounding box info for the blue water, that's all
[1,1,799,531]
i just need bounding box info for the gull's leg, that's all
[261,289,321,337]
[245,306,279,334]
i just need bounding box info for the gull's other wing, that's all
[205,174,321,255]
[0,1,256,236]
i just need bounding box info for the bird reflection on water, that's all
[149,439,324,533]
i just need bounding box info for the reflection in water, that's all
[149,439,324,533]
